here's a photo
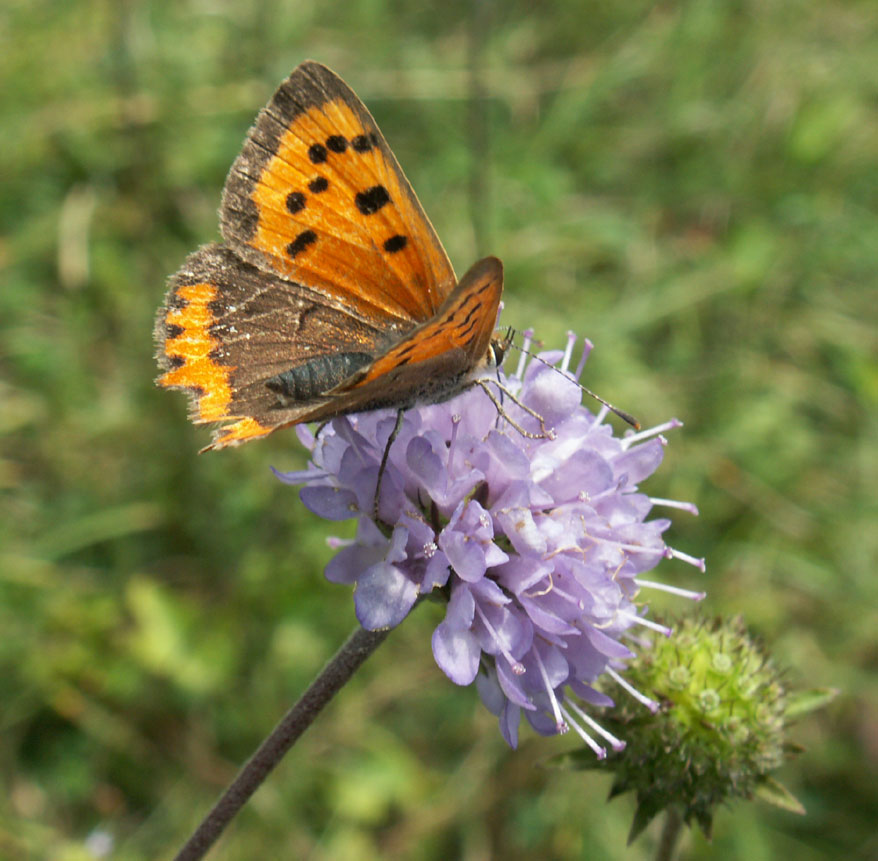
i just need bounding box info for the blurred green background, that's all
[2,0,875,858]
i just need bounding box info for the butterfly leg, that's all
[492,366,506,427]
[473,379,555,440]
[374,409,406,524]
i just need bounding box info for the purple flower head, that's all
[275,331,704,753]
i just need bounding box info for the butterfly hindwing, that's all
[155,244,396,448]
[220,61,457,325]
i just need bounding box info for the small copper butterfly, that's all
[155,61,505,449]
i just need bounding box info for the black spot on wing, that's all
[383,235,408,253]
[286,230,317,259]
[325,135,348,153]
[286,191,306,214]
[457,317,479,339]
[355,185,390,215]
[308,176,329,193]
[351,133,378,153]
[308,143,328,164]
[459,305,479,328]
[351,134,371,152]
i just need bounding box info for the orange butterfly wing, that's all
[155,62,503,449]
[221,61,456,323]
[345,257,503,391]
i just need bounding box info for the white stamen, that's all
[606,667,660,713]
[648,497,700,516]
[565,698,626,752]
[448,414,462,462]
[621,418,683,448]
[515,331,533,379]
[664,546,707,571]
[534,650,568,733]
[634,578,706,601]
[562,331,577,372]
[592,404,610,427]
[574,337,593,381]
[326,536,354,549]
[582,531,666,559]
[474,603,525,674]
[559,704,606,757]
[619,612,673,637]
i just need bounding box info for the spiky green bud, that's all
[553,614,836,843]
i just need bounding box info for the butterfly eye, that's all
[489,328,515,367]
[488,340,506,368]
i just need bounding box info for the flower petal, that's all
[299,485,358,520]
[432,620,481,685]
[440,530,487,582]
[613,438,665,485]
[353,561,419,630]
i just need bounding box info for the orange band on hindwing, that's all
[159,282,233,422]
[158,282,273,446]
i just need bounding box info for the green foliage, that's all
[1,0,874,858]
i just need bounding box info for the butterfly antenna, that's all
[506,341,641,430]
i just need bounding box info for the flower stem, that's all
[655,806,683,861]
[174,625,390,861]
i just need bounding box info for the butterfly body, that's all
[265,351,375,404]
[156,61,504,449]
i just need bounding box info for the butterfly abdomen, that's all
[265,352,374,405]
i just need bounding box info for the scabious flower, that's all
[275,331,704,753]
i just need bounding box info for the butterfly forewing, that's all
[220,61,456,324]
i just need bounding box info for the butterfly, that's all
[155,60,505,450]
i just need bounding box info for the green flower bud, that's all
[552,614,836,844]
